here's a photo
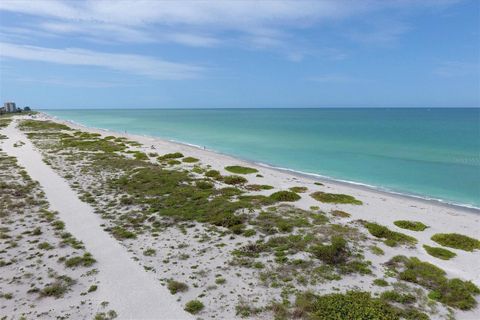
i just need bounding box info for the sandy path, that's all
[2,120,192,320]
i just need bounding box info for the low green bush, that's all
[183,157,199,163]
[394,220,428,231]
[184,300,204,314]
[310,236,349,265]
[289,186,308,193]
[295,291,398,319]
[373,279,389,287]
[223,175,248,185]
[65,252,96,268]
[380,291,416,304]
[245,184,274,191]
[205,169,221,178]
[158,152,184,161]
[423,245,456,260]
[331,210,351,218]
[431,233,480,252]
[387,255,480,310]
[133,152,148,160]
[225,165,258,174]
[269,191,301,202]
[363,222,417,247]
[310,192,362,205]
[111,226,137,239]
[167,280,188,294]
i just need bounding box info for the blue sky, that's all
[0,0,479,108]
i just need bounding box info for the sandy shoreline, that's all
[3,113,479,319]
[45,112,479,215]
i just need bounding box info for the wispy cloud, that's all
[0,0,460,55]
[0,42,203,80]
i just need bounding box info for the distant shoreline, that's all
[41,111,480,214]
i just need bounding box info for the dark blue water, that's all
[45,108,480,208]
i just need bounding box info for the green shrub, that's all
[364,222,417,247]
[133,152,148,160]
[223,175,247,185]
[331,210,351,218]
[380,291,416,304]
[196,180,214,189]
[269,191,301,202]
[295,291,398,320]
[245,184,274,191]
[373,279,389,287]
[431,233,480,251]
[38,242,54,250]
[40,275,75,298]
[158,152,184,161]
[387,255,480,310]
[423,245,456,260]
[225,165,258,174]
[111,226,137,239]
[205,170,221,178]
[65,252,96,268]
[289,186,308,193]
[310,236,349,265]
[183,157,199,163]
[167,280,188,294]
[184,300,204,314]
[88,285,98,292]
[310,192,362,205]
[143,248,156,256]
[394,220,428,231]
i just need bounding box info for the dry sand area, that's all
[1,114,479,320]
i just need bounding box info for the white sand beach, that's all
[1,114,479,319]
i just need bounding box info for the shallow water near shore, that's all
[44,108,480,208]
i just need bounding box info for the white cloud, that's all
[0,42,203,80]
[0,0,459,49]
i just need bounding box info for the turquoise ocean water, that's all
[44,108,480,209]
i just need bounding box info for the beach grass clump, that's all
[373,279,389,287]
[310,236,349,265]
[223,175,248,185]
[394,220,428,232]
[310,191,362,205]
[167,280,188,294]
[254,209,311,234]
[143,248,156,256]
[269,191,301,202]
[380,291,416,304]
[431,233,480,252]
[423,245,456,260]
[19,120,71,131]
[38,242,54,250]
[225,165,258,174]
[184,300,204,314]
[157,152,184,161]
[205,169,221,178]
[133,151,148,161]
[289,186,308,193]
[111,226,137,239]
[294,291,399,320]
[182,156,199,163]
[331,210,351,218]
[40,275,76,298]
[64,252,96,268]
[245,184,274,191]
[386,255,480,310]
[363,222,417,247]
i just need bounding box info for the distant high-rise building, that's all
[3,102,17,113]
